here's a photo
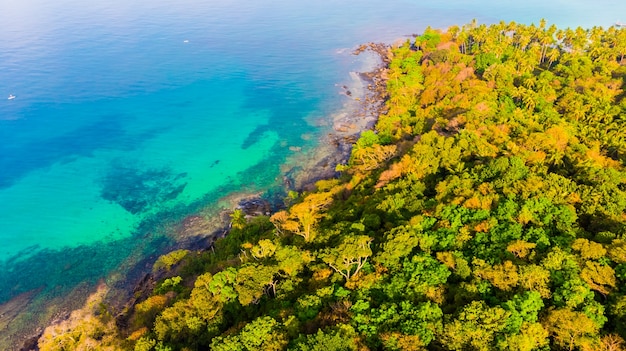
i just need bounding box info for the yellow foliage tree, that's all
[270,190,338,242]
[580,261,616,295]
[474,260,519,291]
[519,265,552,298]
[572,238,607,260]
[544,308,599,351]
[500,322,549,351]
[608,239,626,263]
[351,144,397,172]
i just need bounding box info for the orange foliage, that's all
[475,260,519,291]
[376,161,406,189]
[474,220,492,233]
[127,327,149,341]
[545,125,571,152]
[593,334,626,351]
[507,240,537,258]
[585,144,621,169]
[463,196,482,209]
[526,150,547,164]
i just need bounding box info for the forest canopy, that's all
[40,20,626,351]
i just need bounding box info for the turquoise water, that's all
[1,0,625,332]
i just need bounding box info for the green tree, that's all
[321,235,372,281]
[211,317,288,351]
[440,301,510,351]
[289,325,359,351]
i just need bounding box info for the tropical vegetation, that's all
[39,20,626,351]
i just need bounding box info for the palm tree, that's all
[230,209,247,230]
[616,28,626,63]
[538,24,557,64]
[546,47,561,68]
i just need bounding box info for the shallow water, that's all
[1,0,625,343]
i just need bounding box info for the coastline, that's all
[7,42,392,351]
[279,42,391,192]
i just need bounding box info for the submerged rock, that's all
[100,165,187,214]
[237,197,272,216]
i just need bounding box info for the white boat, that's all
[8,94,15,100]
[616,21,626,27]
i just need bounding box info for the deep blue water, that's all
[1,0,625,339]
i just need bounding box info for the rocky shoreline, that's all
[15,42,392,351]
[279,42,391,192]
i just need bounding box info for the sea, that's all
[1,0,625,345]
